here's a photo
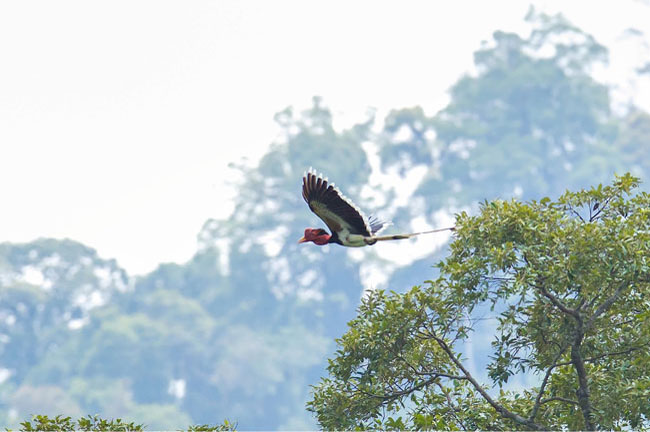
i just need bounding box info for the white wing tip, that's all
[306,167,330,184]
[303,168,375,235]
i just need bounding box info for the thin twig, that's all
[554,343,650,368]
[358,376,439,401]
[541,396,579,405]
[397,354,467,380]
[435,381,468,431]
[586,281,628,330]
[589,196,613,222]
[537,284,579,317]
[567,204,585,222]
[528,345,568,422]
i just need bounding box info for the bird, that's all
[298,168,455,247]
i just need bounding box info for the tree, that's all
[370,9,650,295]
[376,10,623,221]
[308,174,650,430]
[0,239,129,384]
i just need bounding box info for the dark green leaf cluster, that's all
[15,414,143,432]
[184,419,237,432]
[12,415,236,432]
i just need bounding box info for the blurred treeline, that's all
[1,11,649,430]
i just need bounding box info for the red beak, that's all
[298,236,307,243]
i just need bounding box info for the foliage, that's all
[14,414,143,432]
[308,174,650,430]
[12,414,235,432]
[185,419,237,432]
[370,9,650,295]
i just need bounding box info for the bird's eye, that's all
[317,229,328,235]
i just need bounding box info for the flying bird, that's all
[299,169,454,247]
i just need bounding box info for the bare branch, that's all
[554,343,650,368]
[589,196,613,222]
[537,284,579,317]
[541,396,579,405]
[567,204,586,222]
[432,334,545,430]
[397,354,468,380]
[358,371,466,403]
[481,276,516,282]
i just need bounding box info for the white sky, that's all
[1,1,649,275]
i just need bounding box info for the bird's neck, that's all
[313,234,332,245]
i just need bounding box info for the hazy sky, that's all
[1,1,649,275]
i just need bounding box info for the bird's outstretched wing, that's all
[302,169,386,237]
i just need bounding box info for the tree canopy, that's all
[308,174,650,430]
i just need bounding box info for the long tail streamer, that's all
[370,226,456,242]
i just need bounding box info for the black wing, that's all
[302,169,386,237]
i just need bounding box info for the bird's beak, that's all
[298,236,307,243]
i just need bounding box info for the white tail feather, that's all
[369,226,455,242]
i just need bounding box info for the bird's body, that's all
[300,169,385,247]
[299,169,454,247]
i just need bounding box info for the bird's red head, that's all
[298,228,331,246]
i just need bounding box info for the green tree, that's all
[308,174,650,430]
[373,9,650,293]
